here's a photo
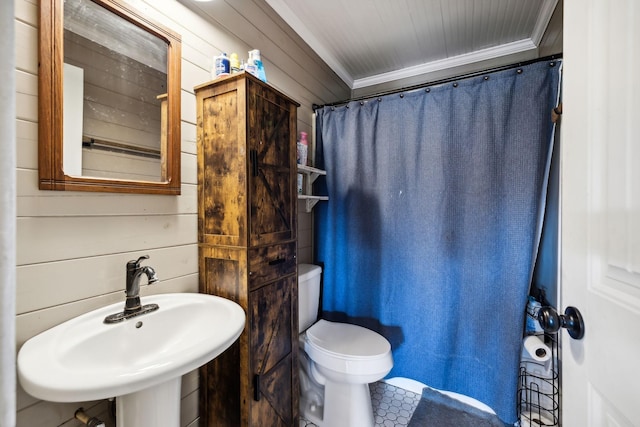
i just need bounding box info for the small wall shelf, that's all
[297,164,328,212]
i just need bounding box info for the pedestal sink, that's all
[17,293,245,427]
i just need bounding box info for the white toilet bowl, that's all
[297,264,394,427]
[301,319,393,427]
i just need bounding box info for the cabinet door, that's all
[197,79,248,248]
[198,246,247,427]
[248,81,296,246]
[250,275,297,426]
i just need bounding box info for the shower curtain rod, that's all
[312,53,562,110]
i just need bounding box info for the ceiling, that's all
[264,0,561,91]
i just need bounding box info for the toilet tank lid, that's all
[298,264,322,281]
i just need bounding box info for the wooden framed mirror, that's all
[39,0,182,194]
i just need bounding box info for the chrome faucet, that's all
[125,255,158,314]
[104,255,159,324]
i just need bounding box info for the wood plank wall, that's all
[14,0,349,425]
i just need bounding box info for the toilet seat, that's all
[304,319,392,376]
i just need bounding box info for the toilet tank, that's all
[298,264,322,333]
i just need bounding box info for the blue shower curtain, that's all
[314,59,561,425]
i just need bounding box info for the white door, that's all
[562,0,640,426]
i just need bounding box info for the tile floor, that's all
[300,381,422,427]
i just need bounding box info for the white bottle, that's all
[245,50,258,77]
[212,52,230,79]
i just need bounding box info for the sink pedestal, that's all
[116,377,181,427]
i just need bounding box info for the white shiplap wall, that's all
[14,0,349,424]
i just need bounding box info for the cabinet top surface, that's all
[194,71,300,107]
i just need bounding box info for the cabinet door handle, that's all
[250,149,258,177]
[268,257,286,266]
[253,374,261,401]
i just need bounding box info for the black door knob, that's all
[537,306,585,340]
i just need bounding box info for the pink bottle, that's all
[297,131,308,166]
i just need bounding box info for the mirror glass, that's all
[64,0,167,181]
[39,0,182,194]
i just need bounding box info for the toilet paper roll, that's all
[523,335,551,363]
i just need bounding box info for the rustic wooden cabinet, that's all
[195,73,299,427]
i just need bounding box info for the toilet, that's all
[298,264,393,427]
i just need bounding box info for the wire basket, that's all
[517,333,559,426]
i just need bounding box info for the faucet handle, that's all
[127,255,150,270]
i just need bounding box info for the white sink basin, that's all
[18,292,244,425]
